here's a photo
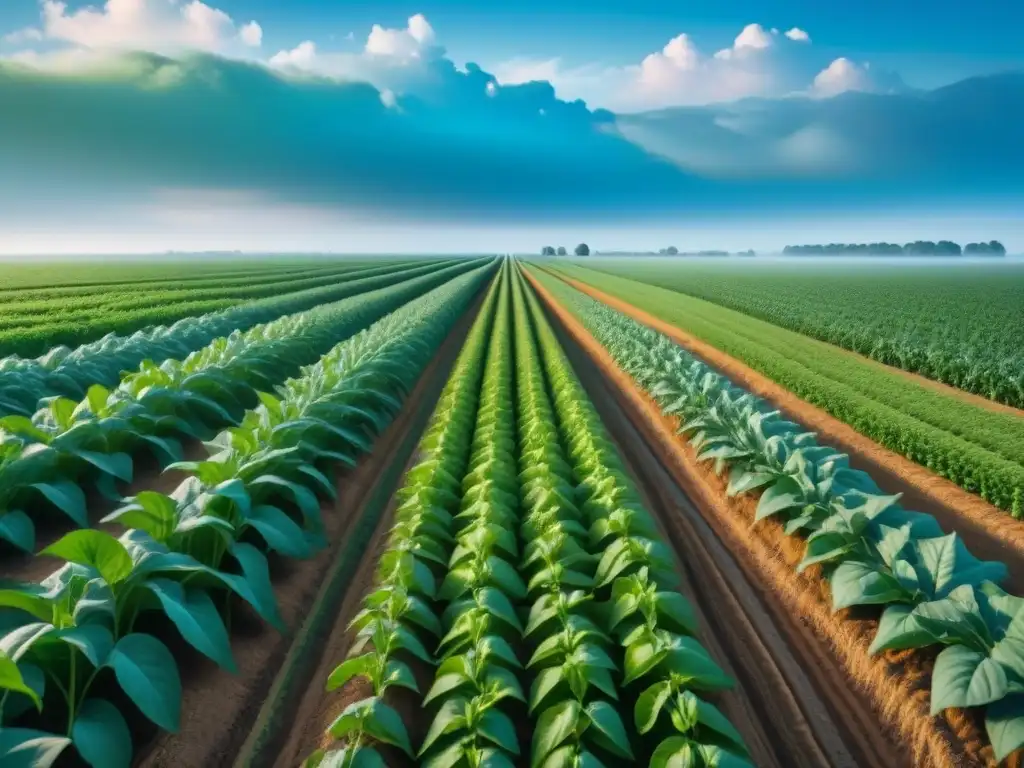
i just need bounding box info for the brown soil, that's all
[136,291,485,768]
[549,270,1024,590]
[526,269,1008,768]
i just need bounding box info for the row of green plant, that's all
[517,268,751,767]
[0,259,455,418]
[533,267,1024,763]
[0,259,489,556]
[0,263,494,768]
[0,258,351,296]
[308,263,751,767]
[543,264,1024,515]
[0,261,407,332]
[579,259,1024,408]
[307,264,505,768]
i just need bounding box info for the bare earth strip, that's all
[542,269,1024,586]
[526,268,1001,768]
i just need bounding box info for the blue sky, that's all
[0,1,1022,254]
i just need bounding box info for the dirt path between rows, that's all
[527,269,1005,768]
[135,290,485,768]
[542,269,1024,586]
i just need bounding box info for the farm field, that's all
[0,258,449,359]
[0,254,1022,768]
[578,258,1024,409]
[537,262,1024,517]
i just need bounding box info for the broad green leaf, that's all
[32,481,88,527]
[985,693,1024,763]
[72,698,132,768]
[930,644,1008,713]
[326,654,374,692]
[0,588,52,622]
[829,560,907,611]
[532,700,581,767]
[650,736,696,768]
[635,680,673,734]
[60,625,114,668]
[248,505,312,558]
[75,450,133,482]
[685,691,748,754]
[698,744,755,768]
[103,492,177,541]
[41,529,133,586]
[424,672,468,706]
[361,697,414,756]
[0,511,35,553]
[419,696,469,756]
[479,708,520,754]
[384,659,419,694]
[0,652,41,710]
[106,633,183,732]
[754,477,803,521]
[585,700,632,758]
[230,542,284,629]
[869,604,935,655]
[146,579,236,672]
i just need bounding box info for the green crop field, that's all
[578,257,1024,408]
[537,262,1024,515]
[0,256,1021,768]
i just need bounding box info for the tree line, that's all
[541,244,589,256]
[783,240,1006,256]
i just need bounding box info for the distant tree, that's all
[574,243,590,256]
[665,246,678,255]
[540,246,556,256]
[556,246,567,256]
[965,240,1008,256]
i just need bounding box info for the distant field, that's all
[579,257,1024,408]
[539,262,1024,514]
[0,257,429,358]
[0,257,384,290]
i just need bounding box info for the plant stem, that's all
[66,650,76,735]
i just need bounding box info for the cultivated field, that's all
[0,255,1021,768]
[580,258,1024,409]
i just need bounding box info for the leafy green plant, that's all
[0,259,457,417]
[535,265,1024,762]
[517,270,752,767]
[0,263,497,768]
[0,259,492,553]
[309,265,504,768]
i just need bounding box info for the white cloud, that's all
[495,21,818,111]
[812,57,873,97]
[268,13,447,94]
[365,13,434,59]
[239,21,262,47]
[269,40,316,68]
[733,23,772,50]
[32,0,262,54]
